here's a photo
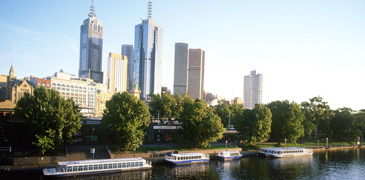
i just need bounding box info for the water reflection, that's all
[55,169,152,180]
[4,149,365,179]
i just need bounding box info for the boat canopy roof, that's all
[58,157,144,166]
[260,147,309,151]
[218,151,240,153]
[169,153,205,157]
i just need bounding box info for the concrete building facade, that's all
[49,71,97,116]
[187,49,205,100]
[107,52,128,95]
[244,70,263,109]
[173,43,189,97]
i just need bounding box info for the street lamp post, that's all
[326,138,328,148]
[358,137,360,145]
[226,140,228,151]
[285,138,287,149]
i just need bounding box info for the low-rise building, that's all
[48,70,97,117]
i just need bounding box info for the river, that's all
[2,148,365,180]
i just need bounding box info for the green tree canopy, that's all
[330,107,360,140]
[301,96,333,139]
[267,100,305,144]
[175,99,225,148]
[233,104,272,145]
[102,91,150,151]
[355,110,365,139]
[15,87,81,154]
[215,103,245,128]
[149,93,177,121]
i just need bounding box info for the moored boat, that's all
[165,153,209,165]
[217,151,242,160]
[258,147,313,158]
[43,157,152,177]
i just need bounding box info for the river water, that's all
[2,148,365,180]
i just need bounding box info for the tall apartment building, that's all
[244,70,263,109]
[79,1,104,83]
[133,1,163,100]
[107,52,128,95]
[173,43,189,97]
[187,49,205,100]
[121,45,134,91]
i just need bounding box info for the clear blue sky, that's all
[0,0,364,110]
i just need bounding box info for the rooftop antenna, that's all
[147,1,152,19]
[89,0,96,18]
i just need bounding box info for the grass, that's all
[112,145,238,154]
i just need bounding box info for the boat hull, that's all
[166,159,209,165]
[217,155,243,160]
[43,166,152,177]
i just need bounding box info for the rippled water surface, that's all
[2,148,365,180]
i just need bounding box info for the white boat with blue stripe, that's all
[43,157,152,177]
[165,153,209,165]
[217,151,243,160]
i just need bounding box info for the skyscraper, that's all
[107,52,128,95]
[79,1,104,83]
[133,1,163,100]
[187,49,205,100]
[173,43,189,97]
[121,44,134,91]
[244,70,263,109]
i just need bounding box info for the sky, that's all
[0,0,364,111]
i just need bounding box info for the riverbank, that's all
[1,144,363,172]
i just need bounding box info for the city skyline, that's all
[0,0,364,110]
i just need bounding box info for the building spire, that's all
[9,64,14,77]
[88,0,97,18]
[147,1,152,19]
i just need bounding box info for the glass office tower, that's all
[133,11,163,100]
[79,1,103,83]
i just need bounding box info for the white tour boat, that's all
[165,153,210,165]
[217,151,243,160]
[258,147,313,158]
[43,157,152,177]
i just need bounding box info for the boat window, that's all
[99,164,103,170]
[94,165,98,170]
[89,165,93,170]
[140,162,143,166]
[113,164,117,169]
[67,166,72,172]
[122,163,126,168]
[118,163,121,168]
[109,164,112,169]
[73,166,77,172]
[104,164,108,169]
[82,165,87,171]
[127,162,130,167]
[131,162,135,167]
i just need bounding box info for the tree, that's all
[175,99,225,148]
[149,93,177,121]
[233,104,272,145]
[301,96,334,139]
[355,109,365,139]
[15,87,81,154]
[215,103,245,128]
[330,107,359,140]
[267,100,305,144]
[102,91,150,151]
